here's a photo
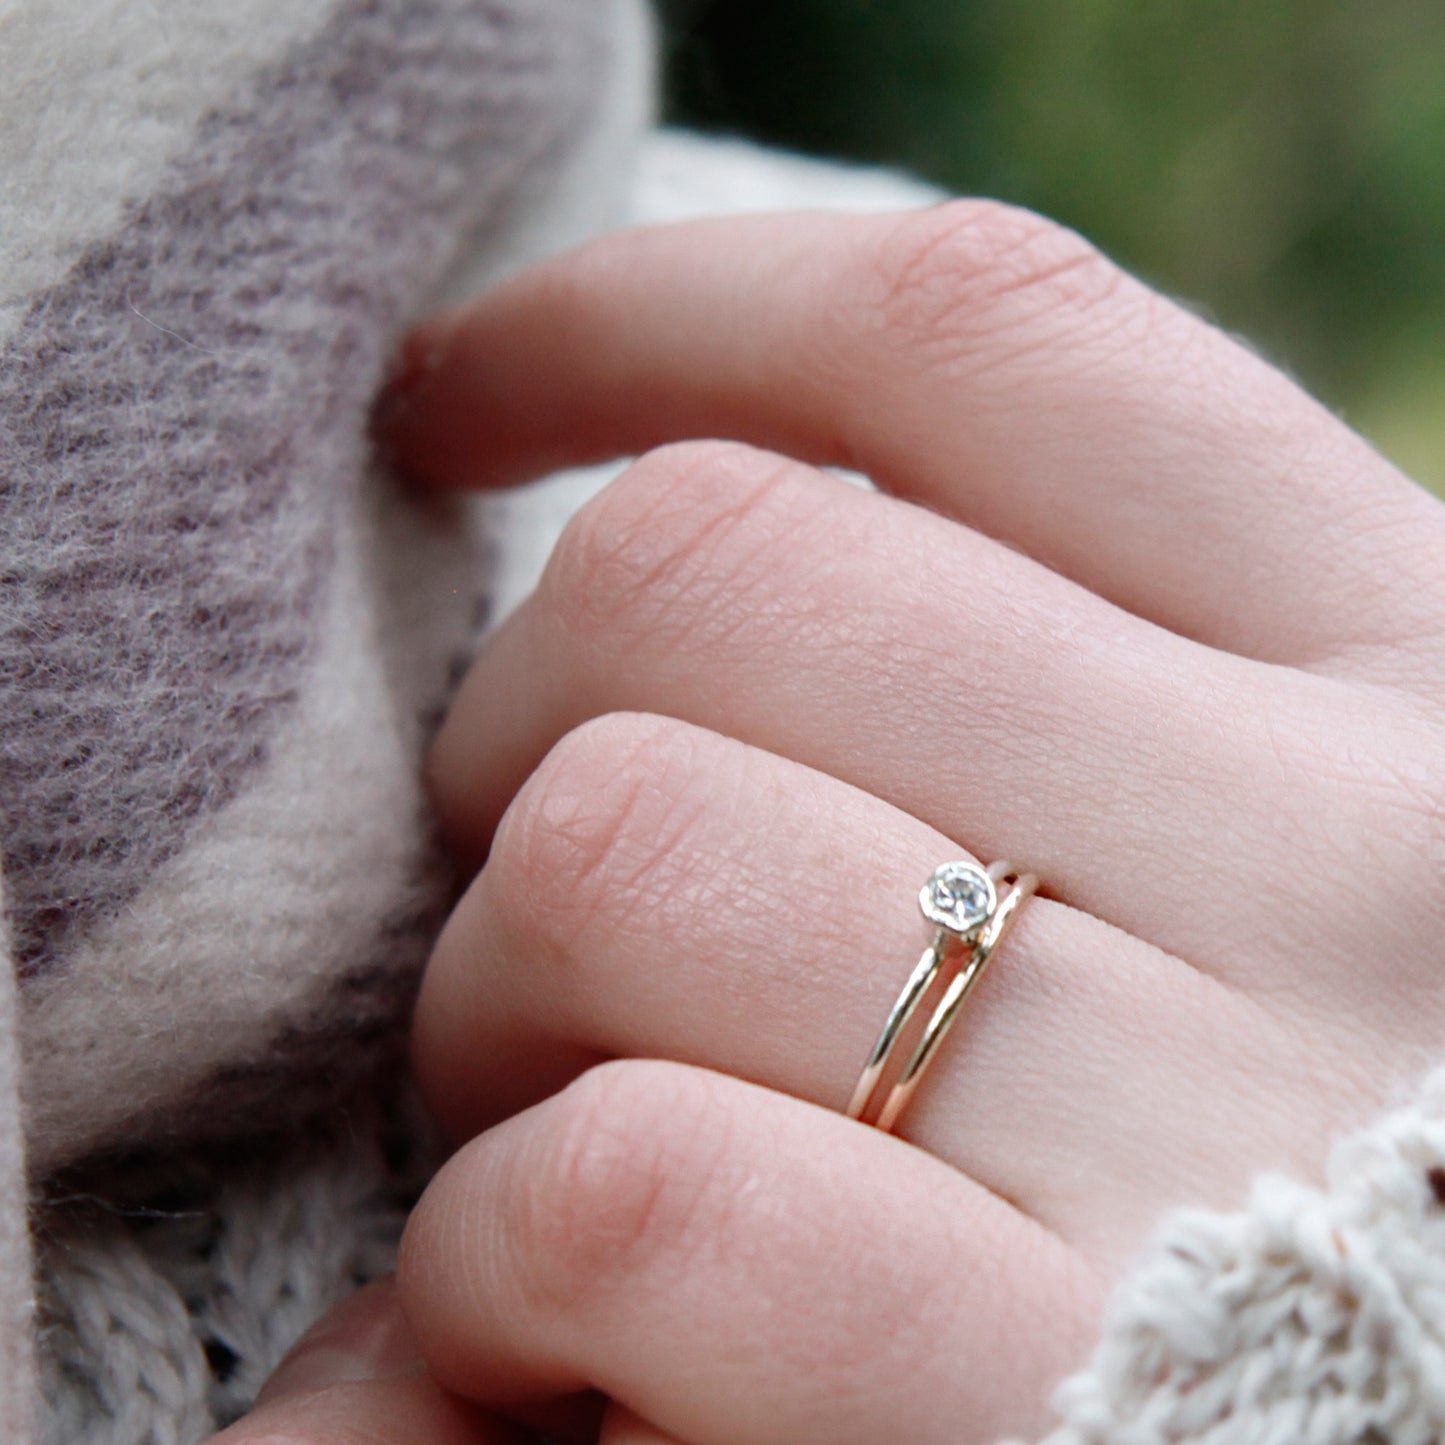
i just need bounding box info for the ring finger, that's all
[413,711,1379,1266]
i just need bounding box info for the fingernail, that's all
[253,1280,426,1405]
[371,306,466,452]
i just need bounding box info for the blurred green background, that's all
[657,0,1445,492]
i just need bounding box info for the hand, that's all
[378,203,1445,1443]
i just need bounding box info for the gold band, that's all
[846,861,1036,1134]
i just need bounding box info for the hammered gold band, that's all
[846,861,1036,1134]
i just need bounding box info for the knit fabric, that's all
[1022,1067,1445,1445]
[6,7,1445,1437]
[37,1103,438,1443]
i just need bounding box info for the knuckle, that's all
[1362,739,1445,876]
[486,712,709,964]
[516,1061,731,1314]
[1270,705,1445,923]
[539,440,802,644]
[1346,745,1445,963]
[860,199,1135,366]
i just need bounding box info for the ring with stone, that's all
[845,861,1037,1134]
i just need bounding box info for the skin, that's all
[216,201,1445,1443]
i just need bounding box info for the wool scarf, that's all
[0,0,649,1435]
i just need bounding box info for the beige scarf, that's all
[0,1,651,1436]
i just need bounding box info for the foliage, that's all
[661,0,1445,488]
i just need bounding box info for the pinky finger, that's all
[209,1281,521,1445]
[399,1061,1104,1445]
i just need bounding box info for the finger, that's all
[379,205,1445,681]
[426,442,1431,982]
[211,1281,518,1445]
[398,1060,1103,1445]
[414,712,1383,1263]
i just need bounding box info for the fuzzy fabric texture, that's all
[6,5,1445,1440]
[2,0,650,1434]
[4,0,621,1179]
[0,886,31,1445]
[1023,1067,1445,1445]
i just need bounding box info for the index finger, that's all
[379,204,1445,684]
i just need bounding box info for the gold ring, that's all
[846,861,1036,1134]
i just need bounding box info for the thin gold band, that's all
[846,861,1036,1134]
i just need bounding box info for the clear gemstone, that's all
[920,863,995,934]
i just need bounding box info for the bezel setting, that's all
[919,862,996,937]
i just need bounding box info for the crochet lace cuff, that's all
[1016,1068,1445,1445]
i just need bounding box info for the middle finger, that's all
[431,439,1382,977]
